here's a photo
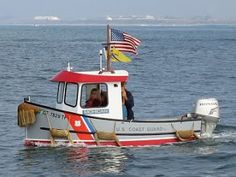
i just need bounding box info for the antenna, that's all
[99,49,103,71]
[67,62,73,71]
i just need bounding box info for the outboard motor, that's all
[193,98,220,137]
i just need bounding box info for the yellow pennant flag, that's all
[111,47,132,63]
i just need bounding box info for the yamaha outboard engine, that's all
[193,98,220,137]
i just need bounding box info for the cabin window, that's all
[64,83,79,107]
[57,82,65,104]
[81,83,108,108]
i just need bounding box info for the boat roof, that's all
[50,70,129,83]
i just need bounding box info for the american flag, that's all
[111,28,141,55]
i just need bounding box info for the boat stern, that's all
[193,98,220,137]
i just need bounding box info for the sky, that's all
[0,0,236,22]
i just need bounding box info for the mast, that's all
[106,25,112,72]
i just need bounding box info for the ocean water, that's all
[0,25,236,177]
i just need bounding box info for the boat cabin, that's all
[51,69,129,120]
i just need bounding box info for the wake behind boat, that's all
[17,25,220,147]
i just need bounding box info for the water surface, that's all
[0,25,236,177]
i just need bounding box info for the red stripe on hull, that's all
[24,138,181,147]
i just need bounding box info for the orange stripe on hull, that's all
[64,113,94,141]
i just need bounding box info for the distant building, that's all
[34,16,61,21]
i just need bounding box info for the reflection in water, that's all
[16,146,130,176]
[88,147,129,174]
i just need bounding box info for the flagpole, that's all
[106,24,112,72]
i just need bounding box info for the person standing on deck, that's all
[121,82,134,120]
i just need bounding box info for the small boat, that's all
[17,26,220,147]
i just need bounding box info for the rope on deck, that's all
[93,122,122,147]
[17,102,40,127]
[171,123,199,142]
[46,114,74,146]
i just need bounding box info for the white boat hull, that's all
[21,102,206,147]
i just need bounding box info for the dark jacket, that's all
[125,90,134,120]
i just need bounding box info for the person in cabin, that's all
[121,82,134,120]
[100,91,108,107]
[85,88,101,108]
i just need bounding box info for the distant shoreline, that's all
[0,23,236,27]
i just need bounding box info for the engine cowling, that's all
[194,98,219,118]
